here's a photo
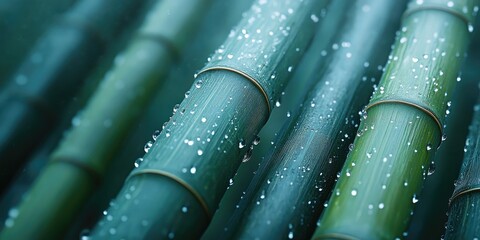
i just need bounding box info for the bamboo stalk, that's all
[444,97,480,239]
[313,0,478,239]
[201,0,352,237]
[406,21,480,238]
[0,0,210,239]
[228,0,405,239]
[89,0,329,239]
[0,0,145,193]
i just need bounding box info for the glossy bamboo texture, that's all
[314,0,478,239]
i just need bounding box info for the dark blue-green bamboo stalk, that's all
[0,0,144,193]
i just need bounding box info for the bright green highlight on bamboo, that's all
[314,0,477,239]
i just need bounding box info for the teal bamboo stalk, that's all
[89,0,329,239]
[0,0,144,193]
[444,98,480,239]
[0,0,210,239]
[313,0,479,239]
[229,0,405,239]
[201,0,352,237]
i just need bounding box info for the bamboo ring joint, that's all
[129,169,212,219]
[366,99,443,139]
[196,66,271,113]
[450,186,480,204]
[403,3,471,29]
[136,33,180,61]
[51,158,102,185]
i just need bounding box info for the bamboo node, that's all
[403,3,473,30]
[365,99,443,144]
[449,186,480,205]
[128,169,212,219]
[50,158,102,185]
[196,66,271,113]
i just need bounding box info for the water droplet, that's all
[181,206,188,213]
[441,134,447,141]
[428,161,436,175]
[152,130,161,141]
[288,231,294,239]
[242,147,253,162]
[310,14,319,22]
[378,203,385,209]
[239,139,246,149]
[412,57,419,63]
[197,149,203,156]
[447,1,454,7]
[190,167,197,174]
[144,141,153,153]
[288,66,293,72]
[348,144,354,151]
[184,91,190,98]
[400,37,407,43]
[468,24,474,32]
[351,189,358,196]
[201,117,207,123]
[253,136,261,145]
[426,143,432,151]
[134,158,144,168]
[195,80,203,88]
[412,194,419,203]
[80,229,91,240]
[275,100,281,107]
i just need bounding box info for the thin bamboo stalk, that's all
[229,0,405,239]
[313,0,479,239]
[0,0,210,239]
[89,0,329,239]
[0,0,144,193]
[444,98,480,239]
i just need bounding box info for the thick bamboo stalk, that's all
[0,0,210,239]
[230,0,406,239]
[0,0,144,193]
[201,0,352,237]
[406,22,480,238]
[313,0,478,239]
[444,98,480,239]
[90,0,329,239]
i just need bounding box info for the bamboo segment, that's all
[0,0,144,192]
[90,0,329,239]
[313,0,478,239]
[444,98,480,239]
[230,0,406,239]
[0,0,210,239]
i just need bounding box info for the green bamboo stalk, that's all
[444,98,480,239]
[313,0,478,239]
[89,0,329,239]
[0,0,145,193]
[0,0,210,239]
[229,0,406,239]
[406,21,480,238]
